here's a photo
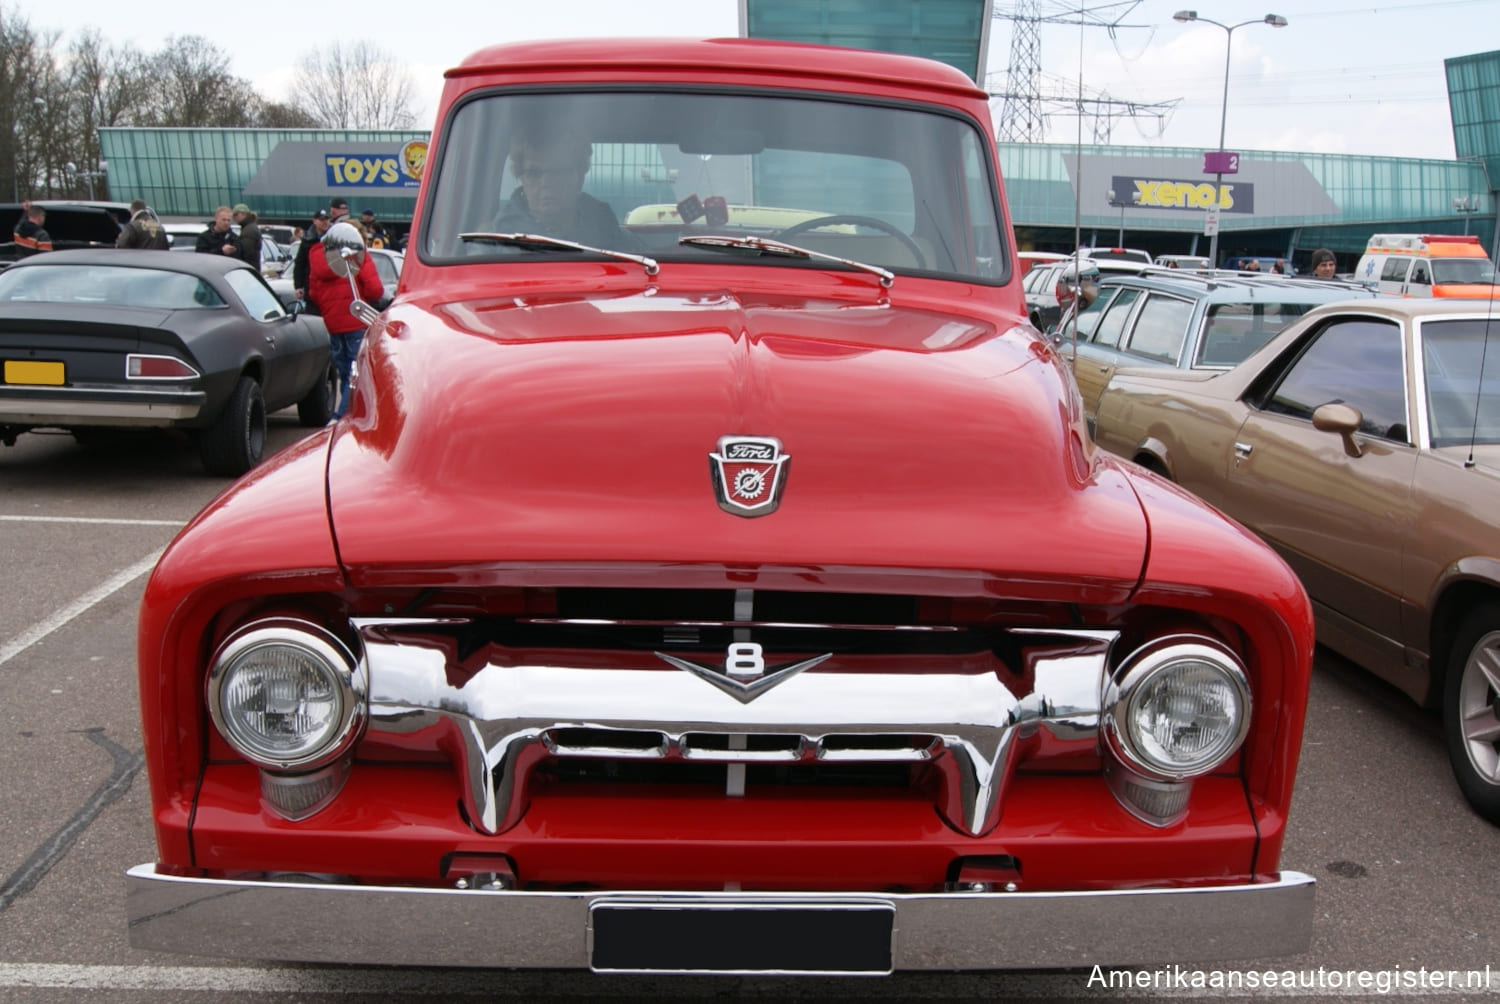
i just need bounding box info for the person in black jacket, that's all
[195,207,237,256]
[116,199,169,249]
[232,203,262,271]
[293,209,332,311]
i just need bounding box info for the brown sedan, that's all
[1094,298,1500,823]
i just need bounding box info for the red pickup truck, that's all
[127,36,1316,975]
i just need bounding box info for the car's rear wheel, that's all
[297,360,337,427]
[199,375,266,477]
[1444,602,1500,824]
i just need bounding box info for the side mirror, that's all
[1312,402,1365,458]
[328,244,381,322]
[326,233,382,325]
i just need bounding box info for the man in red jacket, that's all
[308,222,383,421]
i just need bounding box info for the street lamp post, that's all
[1173,10,1288,269]
[1107,188,1127,246]
[65,160,107,201]
[1454,195,1481,235]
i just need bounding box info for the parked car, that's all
[127,36,1317,975]
[1354,233,1500,299]
[0,249,333,475]
[1077,246,1153,266]
[1156,254,1212,270]
[0,202,122,264]
[1055,270,1379,430]
[1094,298,1500,823]
[366,246,402,305]
[1017,249,1068,277]
[1022,257,1070,330]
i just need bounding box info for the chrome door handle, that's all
[1233,442,1253,456]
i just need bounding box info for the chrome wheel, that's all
[1444,605,1500,824]
[1456,628,1500,784]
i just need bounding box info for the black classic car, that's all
[0,249,334,475]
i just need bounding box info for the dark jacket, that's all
[196,225,235,256]
[236,213,263,270]
[116,211,169,250]
[293,230,323,298]
[13,218,52,257]
[308,246,382,335]
[494,190,626,248]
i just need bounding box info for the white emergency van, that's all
[1354,234,1498,298]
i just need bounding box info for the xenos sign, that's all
[1112,175,1255,215]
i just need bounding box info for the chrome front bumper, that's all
[126,865,1315,972]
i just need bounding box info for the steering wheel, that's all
[773,214,927,269]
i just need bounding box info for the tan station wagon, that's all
[1056,270,1377,432]
[1094,298,1500,824]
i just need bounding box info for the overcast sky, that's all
[19,0,1497,161]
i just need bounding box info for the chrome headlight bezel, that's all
[206,618,367,772]
[1102,635,1251,781]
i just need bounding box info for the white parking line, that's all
[0,963,1494,996]
[0,550,164,669]
[0,515,183,526]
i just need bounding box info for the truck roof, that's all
[447,36,988,99]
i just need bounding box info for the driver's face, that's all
[1314,259,1336,277]
[516,152,586,226]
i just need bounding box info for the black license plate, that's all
[589,900,895,974]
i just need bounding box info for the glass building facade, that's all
[92,28,1497,269]
[1002,142,1495,262]
[740,0,992,82]
[99,128,429,224]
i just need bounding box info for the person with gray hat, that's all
[231,202,262,271]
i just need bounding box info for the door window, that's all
[1123,294,1194,363]
[1090,287,1140,347]
[1262,317,1408,442]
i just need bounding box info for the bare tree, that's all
[292,41,417,129]
[0,11,61,200]
[142,35,260,128]
[254,100,320,129]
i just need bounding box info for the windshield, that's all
[1433,259,1499,285]
[0,264,224,308]
[1423,318,1500,446]
[421,89,1006,282]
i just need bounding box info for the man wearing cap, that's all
[294,209,332,310]
[231,203,262,272]
[329,197,350,223]
[360,208,388,249]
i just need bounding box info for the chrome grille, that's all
[353,592,1116,838]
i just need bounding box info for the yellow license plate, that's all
[4,360,65,385]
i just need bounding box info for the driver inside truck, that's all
[495,125,628,248]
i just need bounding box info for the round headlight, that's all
[207,620,366,771]
[1104,638,1250,780]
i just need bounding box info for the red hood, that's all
[326,286,1147,602]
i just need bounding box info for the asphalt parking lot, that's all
[1,413,1497,1002]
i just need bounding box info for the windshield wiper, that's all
[678,234,895,288]
[458,232,659,275]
